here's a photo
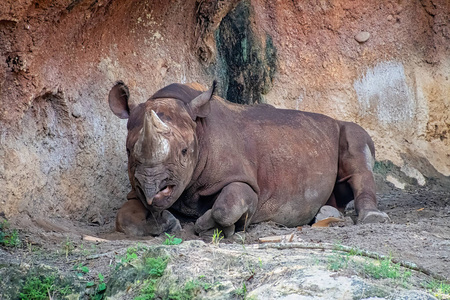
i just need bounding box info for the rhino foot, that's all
[160,210,182,234]
[194,209,236,238]
[116,199,182,236]
[358,210,390,224]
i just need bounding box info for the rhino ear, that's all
[109,81,133,119]
[188,81,216,120]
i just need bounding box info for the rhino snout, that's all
[134,175,174,207]
[152,185,174,203]
[135,184,157,205]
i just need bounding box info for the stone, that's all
[314,205,343,223]
[355,31,371,43]
[71,103,82,118]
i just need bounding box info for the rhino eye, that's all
[181,148,188,156]
[126,148,130,157]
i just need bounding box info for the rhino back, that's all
[185,98,341,226]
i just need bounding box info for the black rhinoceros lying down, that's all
[108,81,389,237]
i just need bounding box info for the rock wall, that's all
[0,0,448,220]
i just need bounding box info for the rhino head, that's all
[108,81,215,211]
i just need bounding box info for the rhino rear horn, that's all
[109,81,133,119]
[150,110,171,134]
[188,80,216,120]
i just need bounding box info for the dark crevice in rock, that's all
[214,0,277,105]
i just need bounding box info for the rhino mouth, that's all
[155,185,174,199]
[136,183,175,208]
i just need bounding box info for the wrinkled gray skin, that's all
[108,81,389,237]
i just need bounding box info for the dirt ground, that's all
[2,180,449,289]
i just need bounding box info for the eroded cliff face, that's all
[0,0,448,221]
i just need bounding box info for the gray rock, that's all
[355,31,371,43]
[315,205,343,222]
[71,102,82,118]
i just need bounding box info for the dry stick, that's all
[255,242,449,283]
[243,213,249,234]
[68,250,118,264]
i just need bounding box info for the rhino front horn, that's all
[134,110,171,163]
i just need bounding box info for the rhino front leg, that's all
[195,182,258,237]
[116,199,181,236]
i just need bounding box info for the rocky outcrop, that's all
[0,0,449,221]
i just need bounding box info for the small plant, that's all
[362,256,411,281]
[73,263,90,279]
[134,279,157,300]
[80,266,90,274]
[423,280,450,300]
[326,247,411,285]
[212,229,224,245]
[134,256,169,300]
[163,233,182,245]
[0,220,21,247]
[19,274,72,300]
[125,248,139,262]
[62,237,74,259]
[234,282,248,299]
[145,256,168,277]
[236,233,246,250]
[327,251,350,271]
[88,273,107,300]
[167,277,216,300]
[97,273,107,293]
[168,280,201,300]
[115,246,140,269]
[78,243,97,256]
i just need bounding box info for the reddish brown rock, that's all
[0,0,449,222]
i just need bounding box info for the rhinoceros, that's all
[108,81,389,236]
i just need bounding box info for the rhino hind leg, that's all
[116,199,181,236]
[194,182,258,237]
[337,122,390,224]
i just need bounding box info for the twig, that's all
[68,250,118,263]
[255,242,449,283]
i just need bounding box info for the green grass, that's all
[145,256,168,277]
[115,246,141,269]
[166,277,217,300]
[234,282,248,299]
[167,280,204,300]
[326,247,412,285]
[73,263,90,279]
[327,251,351,271]
[212,229,224,245]
[0,220,21,247]
[423,280,450,300]
[134,256,169,300]
[134,279,158,300]
[87,272,107,300]
[163,233,182,245]
[362,256,411,281]
[19,274,72,300]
